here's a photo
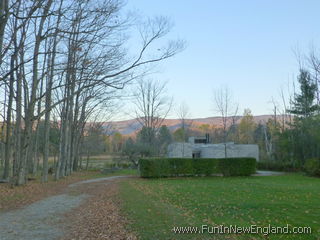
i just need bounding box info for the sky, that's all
[119,0,320,120]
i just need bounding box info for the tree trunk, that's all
[43,0,62,182]
[86,152,90,170]
[0,0,9,65]
[3,55,14,180]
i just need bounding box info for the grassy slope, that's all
[120,174,320,240]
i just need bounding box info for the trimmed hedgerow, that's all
[172,158,194,176]
[192,158,220,176]
[218,157,256,176]
[138,157,256,178]
[139,158,168,178]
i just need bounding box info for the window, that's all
[192,151,201,158]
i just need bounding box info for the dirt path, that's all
[0,176,137,240]
[253,170,286,176]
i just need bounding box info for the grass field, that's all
[120,174,320,240]
[0,154,126,176]
[77,154,132,169]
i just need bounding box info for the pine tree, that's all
[158,125,172,155]
[288,69,319,118]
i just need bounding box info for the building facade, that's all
[167,137,259,160]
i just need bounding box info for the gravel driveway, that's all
[0,176,127,240]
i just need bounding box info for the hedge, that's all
[218,158,257,176]
[304,158,320,177]
[139,157,256,178]
[192,158,220,176]
[257,161,301,172]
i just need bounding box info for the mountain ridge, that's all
[103,115,281,136]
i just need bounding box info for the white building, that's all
[167,136,259,161]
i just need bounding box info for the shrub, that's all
[103,163,116,168]
[118,162,133,169]
[103,162,135,170]
[219,158,256,176]
[138,157,256,178]
[304,158,320,177]
[257,161,300,172]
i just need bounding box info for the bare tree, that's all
[134,79,172,144]
[176,101,192,156]
[0,0,184,185]
[0,0,9,65]
[213,86,239,157]
[177,101,191,134]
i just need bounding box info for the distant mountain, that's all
[104,115,280,136]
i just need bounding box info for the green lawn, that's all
[120,174,320,240]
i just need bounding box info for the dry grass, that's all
[61,178,137,240]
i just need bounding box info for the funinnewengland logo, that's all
[171,224,312,236]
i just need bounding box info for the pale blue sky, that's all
[123,0,320,119]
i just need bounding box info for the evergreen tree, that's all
[122,137,139,166]
[136,127,157,156]
[158,125,172,145]
[288,69,318,118]
[137,126,156,144]
[157,125,172,155]
[282,69,320,164]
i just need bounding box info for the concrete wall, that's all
[167,142,193,158]
[167,143,259,161]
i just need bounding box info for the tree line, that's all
[71,59,320,176]
[0,0,184,185]
[119,58,320,175]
